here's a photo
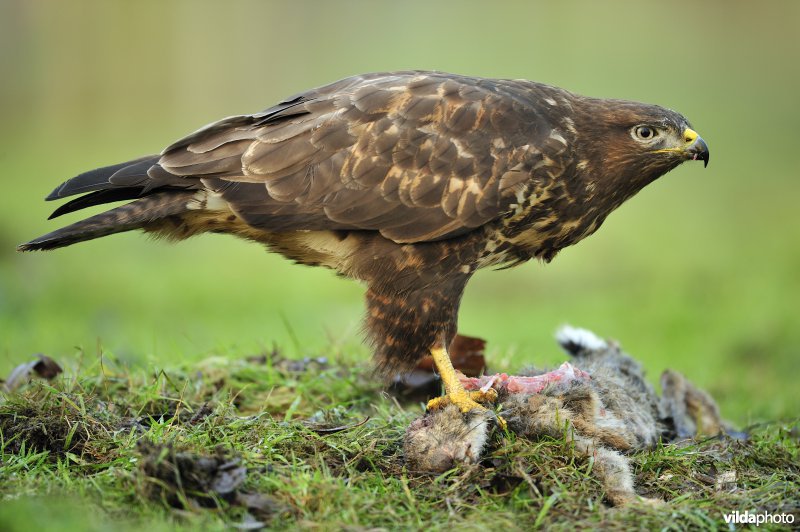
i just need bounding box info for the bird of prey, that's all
[19,71,709,420]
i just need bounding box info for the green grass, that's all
[1,354,798,531]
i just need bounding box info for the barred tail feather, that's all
[17,191,195,251]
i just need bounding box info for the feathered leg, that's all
[365,278,503,427]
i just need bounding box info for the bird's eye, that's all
[633,126,657,141]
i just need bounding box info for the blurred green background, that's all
[1,1,798,424]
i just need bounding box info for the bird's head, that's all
[570,97,709,205]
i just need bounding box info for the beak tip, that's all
[687,135,709,169]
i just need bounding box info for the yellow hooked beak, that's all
[657,128,710,167]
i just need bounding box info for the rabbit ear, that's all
[555,325,608,356]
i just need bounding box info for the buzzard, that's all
[19,71,709,420]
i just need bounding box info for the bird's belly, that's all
[475,242,516,269]
[262,230,360,273]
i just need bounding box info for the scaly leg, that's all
[425,346,505,428]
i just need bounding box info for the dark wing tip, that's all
[45,183,68,201]
[46,187,159,220]
[44,155,159,201]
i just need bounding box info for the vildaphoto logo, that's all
[723,510,795,526]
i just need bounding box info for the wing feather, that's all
[63,72,564,243]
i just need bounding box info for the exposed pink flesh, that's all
[458,362,591,394]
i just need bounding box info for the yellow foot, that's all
[426,389,497,412]
[426,390,507,430]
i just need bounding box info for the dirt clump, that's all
[137,442,280,523]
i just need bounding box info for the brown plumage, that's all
[19,71,709,415]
